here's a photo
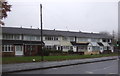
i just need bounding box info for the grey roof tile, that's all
[1,27,112,39]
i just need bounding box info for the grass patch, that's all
[2,53,118,64]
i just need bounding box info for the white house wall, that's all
[87,46,92,52]
[60,39,73,52]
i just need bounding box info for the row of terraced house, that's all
[1,27,114,56]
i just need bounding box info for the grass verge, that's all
[2,53,118,64]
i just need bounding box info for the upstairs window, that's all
[14,35,21,40]
[45,36,59,41]
[3,34,21,40]
[3,34,13,40]
[24,35,38,41]
[78,38,88,42]
[91,38,100,42]
[36,36,41,41]
[69,37,74,41]
[54,37,58,40]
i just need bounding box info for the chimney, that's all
[30,26,32,28]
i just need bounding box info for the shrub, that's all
[43,50,50,56]
[49,50,62,53]
[39,48,50,56]
[68,50,74,54]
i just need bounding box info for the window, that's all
[2,45,14,52]
[3,34,13,40]
[31,36,36,41]
[45,36,53,40]
[24,35,35,41]
[79,38,88,42]
[91,38,100,42]
[14,35,20,40]
[54,37,58,40]
[45,36,58,41]
[46,46,53,50]
[63,46,70,49]
[36,36,41,41]
[3,34,21,40]
[24,35,42,41]
[69,37,74,41]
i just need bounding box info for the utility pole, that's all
[112,30,115,40]
[40,4,44,61]
[30,35,32,56]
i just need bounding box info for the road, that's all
[12,60,118,74]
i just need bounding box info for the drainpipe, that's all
[75,36,77,43]
[75,36,78,52]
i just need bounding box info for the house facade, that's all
[1,27,113,56]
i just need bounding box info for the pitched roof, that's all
[1,27,112,39]
[97,42,104,46]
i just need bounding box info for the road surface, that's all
[12,60,119,74]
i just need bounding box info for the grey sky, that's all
[4,0,118,34]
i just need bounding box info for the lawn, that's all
[2,53,118,64]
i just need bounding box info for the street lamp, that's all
[40,4,43,61]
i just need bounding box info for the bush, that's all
[39,48,50,56]
[49,50,62,53]
[42,48,63,56]
[43,50,50,56]
[68,50,74,54]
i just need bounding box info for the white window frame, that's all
[14,34,21,40]
[36,36,41,41]
[2,45,13,52]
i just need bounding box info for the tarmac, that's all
[2,56,118,74]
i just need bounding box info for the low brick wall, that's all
[84,51,99,55]
[2,52,15,57]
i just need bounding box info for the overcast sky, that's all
[3,0,119,34]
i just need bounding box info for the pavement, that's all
[2,56,118,73]
[13,60,118,74]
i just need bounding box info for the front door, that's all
[15,45,23,56]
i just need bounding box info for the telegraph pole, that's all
[40,4,44,61]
